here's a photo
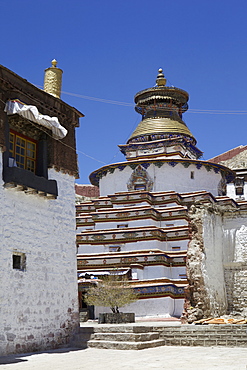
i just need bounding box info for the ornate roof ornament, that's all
[128,68,194,144]
[44,59,63,99]
[156,68,166,86]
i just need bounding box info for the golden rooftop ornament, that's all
[156,68,166,86]
[44,59,63,99]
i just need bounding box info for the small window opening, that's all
[13,253,26,270]
[134,184,146,191]
[235,177,244,196]
[109,245,121,252]
[190,171,194,179]
[117,224,128,228]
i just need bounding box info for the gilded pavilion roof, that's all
[128,117,194,141]
[127,68,196,144]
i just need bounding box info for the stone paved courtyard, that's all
[0,345,247,370]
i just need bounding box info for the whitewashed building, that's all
[0,62,83,355]
[77,69,247,321]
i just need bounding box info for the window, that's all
[9,130,37,173]
[117,224,128,228]
[13,253,26,271]
[109,245,121,252]
[3,121,58,198]
[190,171,194,179]
[234,177,244,196]
[134,184,146,191]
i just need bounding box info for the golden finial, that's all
[156,68,166,86]
[44,59,63,99]
[51,59,58,68]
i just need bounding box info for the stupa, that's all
[76,70,247,321]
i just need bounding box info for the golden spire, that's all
[156,68,166,86]
[44,59,63,99]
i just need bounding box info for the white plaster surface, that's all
[77,238,188,255]
[99,162,223,197]
[223,214,247,314]
[202,210,227,314]
[142,265,186,280]
[94,297,184,318]
[0,157,79,355]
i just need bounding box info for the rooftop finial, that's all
[51,59,58,67]
[156,68,166,86]
[44,59,63,99]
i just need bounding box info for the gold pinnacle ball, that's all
[51,59,57,68]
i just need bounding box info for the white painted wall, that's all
[91,218,187,230]
[226,182,247,201]
[202,210,227,314]
[223,215,247,314]
[94,297,184,318]
[77,238,188,255]
[0,155,79,356]
[99,162,223,197]
[142,265,186,280]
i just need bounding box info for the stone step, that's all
[163,337,247,347]
[88,339,165,350]
[91,332,160,342]
[159,332,247,339]
[156,324,247,332]
[86,325,153,334]
[76,324,247,348]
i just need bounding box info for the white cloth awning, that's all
[5,99,67,140]
[78,269,131,278]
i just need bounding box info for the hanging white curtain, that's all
[5,99,67,140]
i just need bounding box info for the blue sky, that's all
[1,0,247,183]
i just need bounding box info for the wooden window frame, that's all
[9,129,37,173]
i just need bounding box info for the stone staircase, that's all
[72,324,247,349]
[74,325,165,350]
[154,324,247,347]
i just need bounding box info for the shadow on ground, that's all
[0,347,83,365]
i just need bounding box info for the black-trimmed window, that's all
[3,116,58,197]
[109,245,121,252]
[13,252,26,271]
[9,130,37,173]
[134,184,146,191]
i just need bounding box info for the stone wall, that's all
[0,153,79,355]
[184,204,210,322]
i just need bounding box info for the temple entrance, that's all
[79,291,95,321]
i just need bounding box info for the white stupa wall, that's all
[99,162,223,197]
[77,238,189,255]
